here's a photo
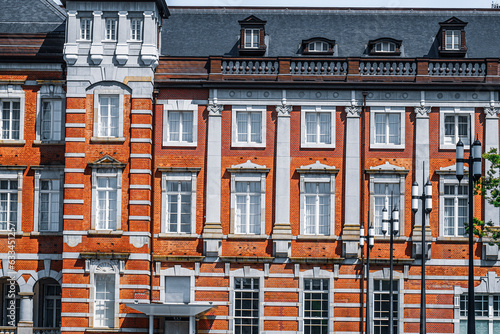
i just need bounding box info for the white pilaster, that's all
[115,11,129,65]
[90,11,103,65]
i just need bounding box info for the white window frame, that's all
[0,168,23,232]
[36,85,65,143]
[297,162,337,237]
[370,106,405,149]
[162,100,198,147]
[445,30,460,50]
[439,174,468,238]
[232,105,266,148]
[89,260,120,329]
[0,85,25,143]
[367,163,408,238]
[228,161,269,237]
[80,17,92,41]
[33,167,63,233]
[373,279,399,334]
[244,28,260,48]
[93,89,124,140]
[369,270,404,334]
[233,277,260,334]
[308,41,329,52]
[104,18,117,41]
[440,107,474,150]
[130,18,142,41]
[374,41,396,53]
[301,106,336,148]
[160,169,199,236]
[91,168,122,232]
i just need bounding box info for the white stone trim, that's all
[0,84,25,142]
[439,107,475,150]
[162,99,199,147]
[369,106,405,149]
[231,105,267,148]
[33,167,64,232]
[91,167,123,231]
[93,88,125,139]
[300,105,336,149]
[35,85,66,142]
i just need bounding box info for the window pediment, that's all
[438,16,468,57]
[296,161,338,174]
[238,15,266,55]
[88,155,126,168]
[301,37,335,55]
[367,38,402,56]
[228,160,269,173]
[366,161,408,174]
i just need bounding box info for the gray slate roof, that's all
[162,7,500,58]
[0,0,66,34]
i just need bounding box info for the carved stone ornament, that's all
[415,107,430,118]
[276,104,291,116]
[94,260,118,273]
[484,107,499,118]
[346,106,361,117]
[207,104,221,116]
[64,235,82,248]
[129,236,149,248]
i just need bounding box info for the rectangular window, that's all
[167,181,192,233]
[237,111,262,144]
[460,295,500,334]
[244,29,260,48]
[165,277,190,303]
[443,183,468,237]
[105,18,117,41]
[39,179,60,232]
[40,99,62,141]
[306,112,331,145]
[444,114,469,145]
[235,181,261,234]
[98,95,119,138]
[42,283,62,327]
[234,278,259,334]
[96,175,117,230]
[0,180,17,231]
[1,100,20,140]
[303,278,329,334]
[445,30,460,50]
[80,18,92,40]
[304,182,330,235]
[168,111,193,143]
[375,113,400,145]
[373,183,400,236]
[94,274,115,328]
[373,279,398,334]
[130,18,142,41]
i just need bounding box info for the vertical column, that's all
[63,10,78,64]
[115,11,129,64]
[90,11,103,64]
[202,98,223,257]
[343,103,361,258]
[272,102,292,258]
[141,11,158,65]
[483,106,499,260]
[17,292,34,334]
[413,105,432,259]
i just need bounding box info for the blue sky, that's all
[166,0,494,8]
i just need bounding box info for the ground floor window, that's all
[460,295,500,333]
[234,277,259,334]
[373,279,398,334]
[303,278,329,334]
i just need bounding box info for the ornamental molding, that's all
[94,260,118,273]
[415,107,431,118]
[484,107,499,118]
[366,161,409,174]
[276,104,291,117]
[63,235,82,248]
[346,106,361,117]
[296,161,338,174]
[208,103,221,116]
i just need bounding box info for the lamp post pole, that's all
[382,197,399,334]
[456,137,482,334]
[412,170,433,334]
[360,223,375,334]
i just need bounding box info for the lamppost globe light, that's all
[425,179,433,213]
[473,138,482,181]
[412,181,419,213]
[360,224,365,247]
[382,207,389,235]
[456,139,464,182]
[392,208,399,235]
[368,224,375,248]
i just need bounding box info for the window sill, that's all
[231,142,266,149]
[374,235,408,242]
[300,143,335,149]
[86,329,119,333]
[436,236,469,243]
[0,140,25,146]
[88,230,123,236]
[158,233,199,239]
[162,141,198,148]
[33,140,65,146]
[440,143,471,150]
[227,234,268,239]
[30,231,63,237]
[0,231,22,236]
[296,235,337,240]
[370,143,405,150]
[90,137,126,144]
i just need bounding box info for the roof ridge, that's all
[37,0,66,20]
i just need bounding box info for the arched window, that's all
[308,41,329,53]
[0,277,20,326]
[34,278,61,328]
[368,38,402,56]
[302,38,335,55]
[374,41,396,53]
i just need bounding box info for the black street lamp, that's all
[412,175,433,334]
[456,137,482,334]
[382,199,399,334]
[360,223,375,334]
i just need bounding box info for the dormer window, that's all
[438,17,467,57]
[238,15,266,55]
[301,38,335,55]
[368,38,402,56]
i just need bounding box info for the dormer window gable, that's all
[438,17,468,57]
[301,37,335,55]
[238,15,267,55]
[368,38,402,56]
